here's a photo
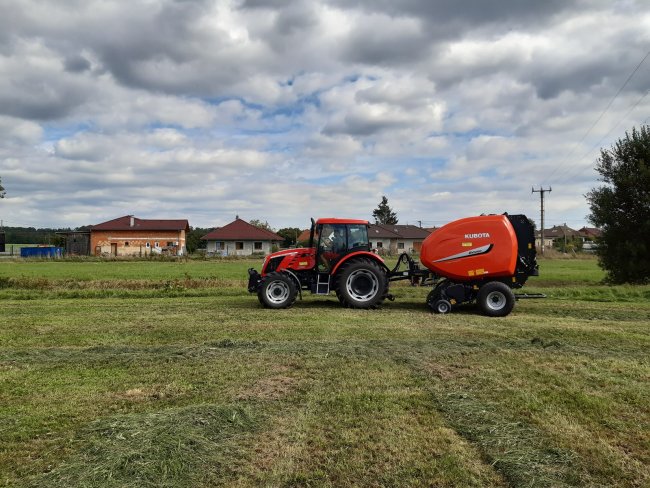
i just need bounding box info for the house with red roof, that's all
[578,227,602,240]
[296,229,311,245]
[201,217,283,256]
[90,215,190,256]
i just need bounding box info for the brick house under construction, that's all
[91,215,190,256]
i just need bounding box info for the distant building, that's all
[578,226,602,252]
[91,215,189,256]
[535,224,580,249]
[535,224,602,250]
[367,223,431,254]
[296,229,311,245]
[201,217,283,256]
[56,230,91,256]
[578,227,602,240]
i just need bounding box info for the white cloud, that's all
[0,0,649,230]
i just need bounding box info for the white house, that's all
[367,224,432,254]
[201,217,283,256]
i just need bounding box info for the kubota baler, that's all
[418,214,539,316]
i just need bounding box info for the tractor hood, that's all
[264,247,312,261]
[261,247,316,275]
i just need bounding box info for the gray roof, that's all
[368,224,431,240]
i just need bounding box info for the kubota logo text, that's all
[464,233,490,239]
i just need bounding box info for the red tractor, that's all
[248,214,539,316]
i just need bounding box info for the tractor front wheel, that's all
[258,272,298,309]
[336,259,387,309]
[477,281,515,317]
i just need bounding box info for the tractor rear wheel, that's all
[336,258,387,309]
[258,272,298,309]
[477,281,515,317]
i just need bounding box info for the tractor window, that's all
[318,224,347,253]
[347,225,368,250]
[318,224,347,270]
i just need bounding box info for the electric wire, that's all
[547,86,650,186]
[541,49,650,186]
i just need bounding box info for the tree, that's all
[186,227,210,254]
[372,196,398,225]
[586,125,650,283]
[276,227,302,248]
[0,176,5,198]
[249,219,274,232]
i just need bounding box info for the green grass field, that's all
[1,257,648,487]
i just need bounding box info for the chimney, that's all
[130,216,135,227]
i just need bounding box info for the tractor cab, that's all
[310,218,370,271]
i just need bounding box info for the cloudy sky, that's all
[1,0,649,231]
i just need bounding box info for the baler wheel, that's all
[432,299,452,314]
[477,281,515,317]
[336,258,387,309]
[258,272,298,309]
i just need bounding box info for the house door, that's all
[111,243,117,256]
[413,241,422,253]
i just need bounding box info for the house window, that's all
[254,242,263,251]
[154,242,159,248]
[376,242,383,248]
[235,242,244,250]
[398,242,405,249]
[146,242,150,248]
[167,242,174,247]
[125,241,129,246]
[216,242,225,250]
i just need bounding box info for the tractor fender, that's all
[282,269,303,300]
[331,251,388,276]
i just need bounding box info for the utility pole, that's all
[532,187,552,255]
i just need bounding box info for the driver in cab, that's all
[319,225,346,270]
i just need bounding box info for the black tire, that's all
[335,258,388,309]
[432,299,452,314]
[257,272,298,309]
[477,281,515,317]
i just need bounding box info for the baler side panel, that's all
[420,215,518,281]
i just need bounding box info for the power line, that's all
[547,87,650,186]
[542,49,650,186]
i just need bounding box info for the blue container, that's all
[20,247,63,258]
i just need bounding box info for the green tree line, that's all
[0,226,72,245]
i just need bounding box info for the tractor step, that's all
[313,272,330,295]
